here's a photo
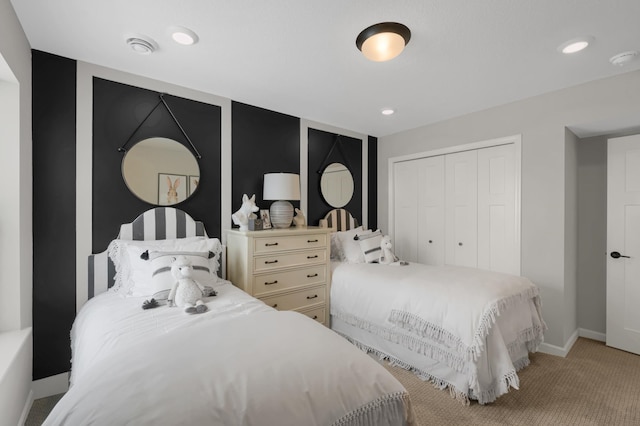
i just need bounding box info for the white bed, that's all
[44,208,416,426]
[325,209,546,405]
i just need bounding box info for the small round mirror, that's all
[122,137,200,205]
[320,162,354,208]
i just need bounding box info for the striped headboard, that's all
[88,208,208,299]
[323,208,359,231]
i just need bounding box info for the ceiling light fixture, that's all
[356,22,411,62]
[126,35,157,55]
[609,51,638,67]
[381,108,395,116]
[170,26,199,46]
[557,36,594,54]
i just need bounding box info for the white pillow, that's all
[358,230,383,263]
[336,227,372,264]
[108,237,222,296]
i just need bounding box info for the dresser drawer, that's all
[261,286,326,311]
[254,249,327,273]
[254,233,327,254]
[253,265,326,297]
[299,306,326,325]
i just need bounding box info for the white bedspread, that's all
[330,262,546,404]
[46,282,415,426]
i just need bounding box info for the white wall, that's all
[378,70,640,349]
[564,128,579,340]
[0,0,33,422]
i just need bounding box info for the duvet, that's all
[331,262,546,404]
[45,281,415,425]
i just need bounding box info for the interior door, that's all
[417,156,445,265]
[445,150,478,267]
[607,134,640,355]
[393,160,419,262]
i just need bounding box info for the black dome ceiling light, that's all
[356,22,411,62]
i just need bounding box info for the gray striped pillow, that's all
[358,231,383,263]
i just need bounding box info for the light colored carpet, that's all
[25,338,640,426]
[385,337,640,425]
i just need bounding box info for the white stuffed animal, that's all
[231,194,259,231]
[378,235,408,266]
[293,208,306,227]
[168,256,208,314]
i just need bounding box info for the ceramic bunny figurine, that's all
[293,208,306,227]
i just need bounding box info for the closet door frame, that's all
[388,134,522,274]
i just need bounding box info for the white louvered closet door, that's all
[477,144,518,274]
[445,150,478,268]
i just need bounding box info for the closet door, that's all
[477,144,518,274]
[417,156,445,265]
[393,160,419,262]
[445,150,478,267]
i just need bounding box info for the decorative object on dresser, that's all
[231,193,259,231]
[293,208,306,227]
[263,173,301,228]
[226,226,331,325]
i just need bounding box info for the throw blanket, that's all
[331,263,546,404]
[46,282,415,426]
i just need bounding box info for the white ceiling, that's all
[10,0,640,137]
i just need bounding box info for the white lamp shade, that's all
[263,173,301,201]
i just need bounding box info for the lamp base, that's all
[269,200,294,229]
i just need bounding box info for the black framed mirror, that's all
[122,137,200,205]
[320,162,354,208]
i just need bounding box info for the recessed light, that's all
[170,26,198,45]
[557,36,594,54]
[610,51,638,67]
[381,108,395,116]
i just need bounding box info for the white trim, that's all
[578,328,606,342]
[32,372,69,399]
[538,328,579,358]
[18,389,34,426]
[300,119,368,227]
[388,134,522,273]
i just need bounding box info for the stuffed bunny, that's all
[168,256,208,314]
[293,208,306,227]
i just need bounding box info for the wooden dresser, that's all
[226,226,331,325]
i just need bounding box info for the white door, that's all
[445,150,478,267]
[477,144,519,274]
[607,134,640,355]
[393,160,419,262]
[417,156,445,265]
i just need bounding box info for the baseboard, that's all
[18,389,34,426]
[578,328,606,342]
[538,328,606,357]
[33,372,69,399]
[538,329,579,357]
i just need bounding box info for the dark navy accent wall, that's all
[307,128,362,227]
[231,101,300,220]
[368,136,378,230]
[32,50,77,380]
[92,78,222,252]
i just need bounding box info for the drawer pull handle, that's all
[307,273,318,278]
[272,303,278,308]
[307,239,319,243]
[265,242,279,247]
[306,295,318,300]
[265,280,278,285]
[265,260,279,264]
[312,315,318,320]
[307,255,318,259]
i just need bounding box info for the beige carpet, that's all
[385,338,640,426]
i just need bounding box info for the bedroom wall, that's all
[0,0,33,422]
[564,128,579,341]
[378,70,640,351]
[31,54,375,385]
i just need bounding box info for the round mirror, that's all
[122,137,200,205]
[320,162,354,208]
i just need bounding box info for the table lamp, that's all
[263,173,301,228]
